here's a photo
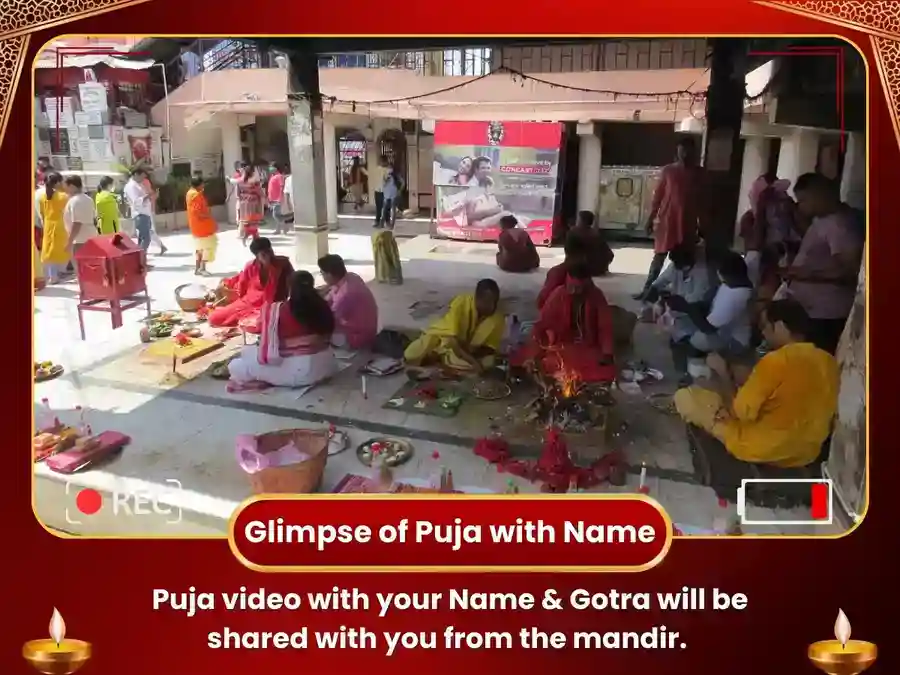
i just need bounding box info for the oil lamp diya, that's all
[23,608,92,675]
[808,610,877,675]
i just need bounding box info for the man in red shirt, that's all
[635,137,707,300]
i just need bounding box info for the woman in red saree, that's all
[231,163,265,245]
[511,262,616,383]
[209,237,294,333]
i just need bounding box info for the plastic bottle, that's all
[36,398,60,433]
[74,405,92,437]
[430,465,446,490]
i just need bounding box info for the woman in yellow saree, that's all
[37,173,70,284]
[404,279,505,373]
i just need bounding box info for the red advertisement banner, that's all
[432,121,563,245]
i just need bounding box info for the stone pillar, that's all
[840,131,865,210]
[220,112,242,225]
[703,39,748,255]
[735,136,769,225]
[777,128,819,195]
[323,115,339,226]
[827,253,866,525]
[577,131,602,215]
[287,51,329,265]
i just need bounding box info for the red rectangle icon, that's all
[810,482,830,520]
[736,479,833,526]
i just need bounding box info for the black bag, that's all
[372,329,411,359]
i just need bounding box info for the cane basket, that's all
[214,282,237,307]
[245,428,329,494]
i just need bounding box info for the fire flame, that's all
[557,370,581,399]
[834,609,851,648]
[49,608,65,646]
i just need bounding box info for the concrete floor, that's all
[33,220,831,537]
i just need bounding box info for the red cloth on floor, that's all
[474,428,622,491]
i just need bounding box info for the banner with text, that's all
[432,121,562,246]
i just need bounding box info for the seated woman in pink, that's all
[209,237,293,333]
[318,254,379,350]
[228,271,338,387]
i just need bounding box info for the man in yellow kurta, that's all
[404,279,505,373]
[674,299,839,468]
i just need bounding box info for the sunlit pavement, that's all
[33,222,826,537]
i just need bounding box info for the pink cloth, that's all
[748,176,791,211]
[326,272,378,349]
[267,172,285,203]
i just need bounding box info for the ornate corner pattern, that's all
[758,1,900,154]
[0,35,29,150]
[872,35,900,151]
[757,1,900,39]
[0,0,151,153]
[0,0,149,40]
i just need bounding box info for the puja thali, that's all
[356,437,414,467]
[472,379,511,400]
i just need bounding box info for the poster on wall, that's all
[598,166,660,240]
[431,121,562,245]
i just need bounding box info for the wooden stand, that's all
[77,293,152,340]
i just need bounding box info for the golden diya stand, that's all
[23,609,92,675]
[808,610,877,675]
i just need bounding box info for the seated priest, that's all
[511,261,616,383]
[404,279,505,373]
[209,237,294,333]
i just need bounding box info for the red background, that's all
[230,497,669,568]
[434,121,563,148]
[13,3,890,674]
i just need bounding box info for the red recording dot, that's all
[76,488,102,515]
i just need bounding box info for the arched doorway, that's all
[377,128,408,210]
[337,129,368,211]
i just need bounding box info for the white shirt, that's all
[706,284,754,346]
[63,193,97,244]
[281,174,293,216]
[181,52,201,78]
[34,188,44,226]
[652,261,717,340]
[124,178,152,217]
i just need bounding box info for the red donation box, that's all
[74,233,152,340]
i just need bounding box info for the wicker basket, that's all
[245,428,329,494]
[213,282,237,307]
[174,284,208,313]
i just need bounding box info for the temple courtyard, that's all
[32,218,829,537]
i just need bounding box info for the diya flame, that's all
[835,609,851,648]
[49,608,65,646]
